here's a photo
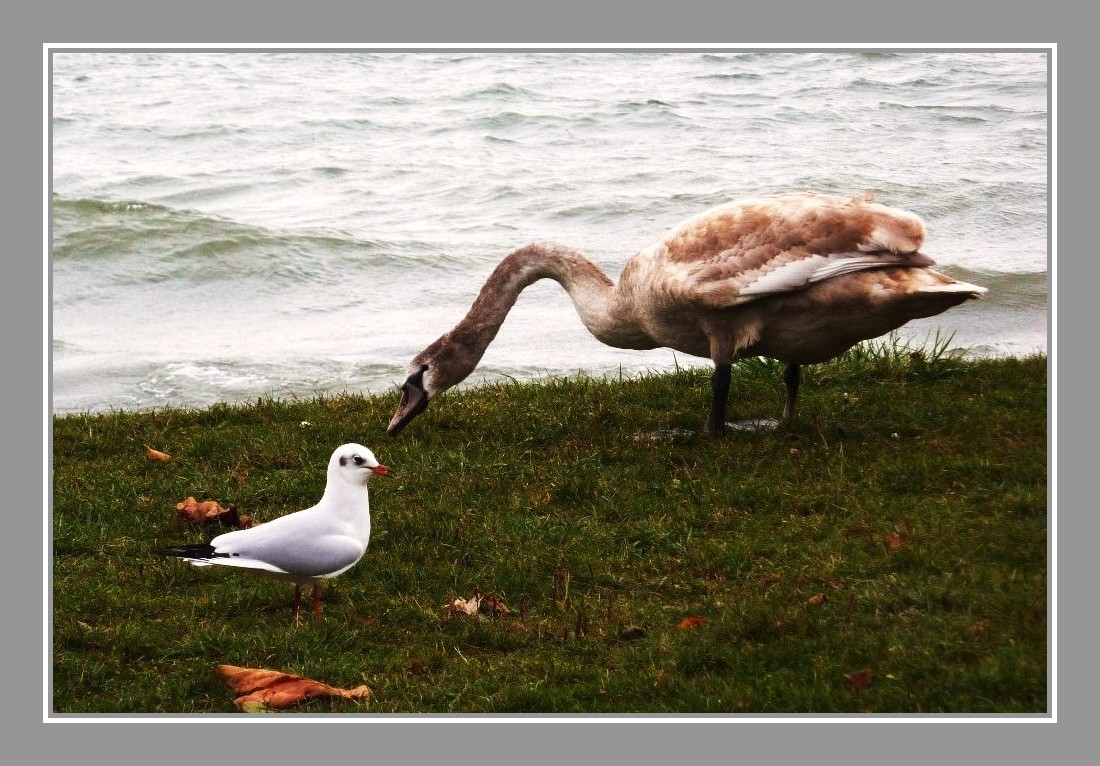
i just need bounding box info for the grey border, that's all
[34,32,1064,761]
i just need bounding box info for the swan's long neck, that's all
[450,242,651,356]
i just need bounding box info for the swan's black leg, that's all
[782,363,801,421]
[706,363,732,436]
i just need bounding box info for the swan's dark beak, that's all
[387,378,429,436]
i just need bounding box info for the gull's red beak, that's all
[371,464,391,477]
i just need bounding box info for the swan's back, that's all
[628,192,939,310]
[666,191,925,261]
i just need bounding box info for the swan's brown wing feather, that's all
[639,192,932,309]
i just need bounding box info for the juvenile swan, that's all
[388,192,986,437]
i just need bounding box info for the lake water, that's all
[50,50,1050,415]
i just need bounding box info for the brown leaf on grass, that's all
[216,664,370,712]
[966,621,989,636]
[807,593,827,606]
[843,669,873,693]
[883,532,908,550]
[443,592,511,617]
[677,615,707,630]
[144,445,171,462]
[174,496,257,528]
[444,595,481,616]
[174,496,222,523]
[479,593,511,616]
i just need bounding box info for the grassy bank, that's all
[51,343,1048,714]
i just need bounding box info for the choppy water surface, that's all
[51,50,1049,414]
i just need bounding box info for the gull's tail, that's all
[153,543,223,567]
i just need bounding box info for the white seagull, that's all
[156,443,390,622]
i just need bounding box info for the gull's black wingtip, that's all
[153,543,218,560]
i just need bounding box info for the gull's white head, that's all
[329,443,391,488]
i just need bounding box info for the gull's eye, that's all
[352,454,365,466]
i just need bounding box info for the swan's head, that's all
[387,335,480,436]
[387,362,433,436]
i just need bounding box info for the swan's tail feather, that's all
[918,279,988,297]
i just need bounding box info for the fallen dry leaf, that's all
[216,664,370,712]
[144,445,171,462]
[443,592,511,617]
[966,621,989,636]
[677,615,707,630]
[174,496,256,528]
[479,593,511,616]
[843,669,873,693]
[884,533,908,550]
[807,593,827,606]
[444,595,481,616]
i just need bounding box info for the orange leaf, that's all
[966,621,989,636]
[216,665,370,712]
[174,497,256,528]
[843,669,873,693]
[144,445,171,462]
[677,616,707,630]
[884,533,908,550]
[807,593,827,606]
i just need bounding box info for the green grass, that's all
[51,341,1048,715]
